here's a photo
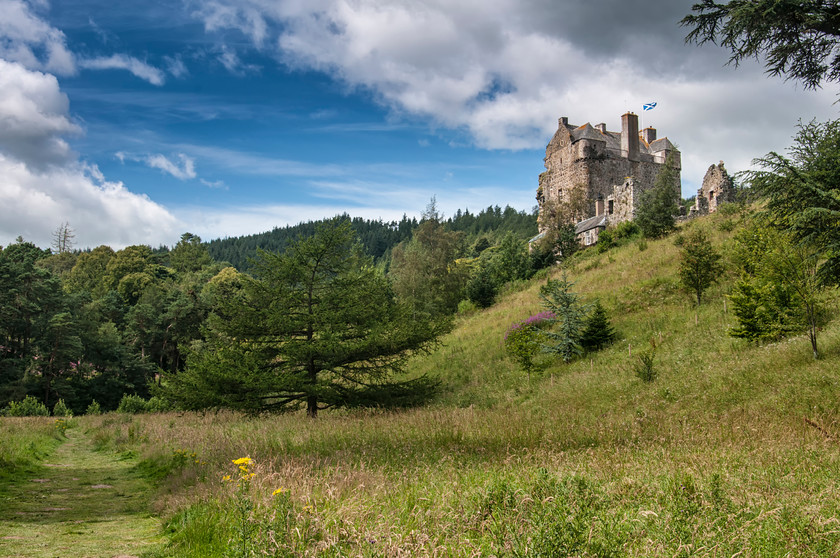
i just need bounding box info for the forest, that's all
[0,204,546,415]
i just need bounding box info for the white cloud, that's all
[164,54,188,78]
[0,0,76,74]
[191,0,839,195]
[116,151,198,180]
[215,44,260,74]
[200,178,226,189]
[0,59,181,249]
[145,153,197,180]
[0,59,79,167]
[0,155,181,249]
[79,54,165,85]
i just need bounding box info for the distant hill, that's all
[205,206,538,271]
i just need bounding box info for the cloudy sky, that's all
[0,0,836,249]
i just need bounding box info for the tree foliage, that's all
[745,118,840,286]
[579,300,617,352]
[169,232,212,274]
[165,219,444,417]
[677,229,725,306]
[636,153,680,239]
[682,0,840,89]
[390,217,466,318]
[729,223,825,358]
[539,274,591,363]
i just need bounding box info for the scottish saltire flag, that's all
[643,102,657,111]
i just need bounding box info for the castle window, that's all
[608,200,614,215]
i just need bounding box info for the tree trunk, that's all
[307,358,318,418]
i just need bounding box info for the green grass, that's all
[0,417,62,483]
[0,421,165,557]
[5,209,840,556]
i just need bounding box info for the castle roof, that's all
[575,214,608,235]
[565,120,677,155]
[649,137,676,153]
[571,123,605,142]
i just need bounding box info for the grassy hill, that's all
[5,207,840,556]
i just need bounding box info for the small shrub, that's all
[52,399,72,417]
[146,396,173,413]
[638,239,648,251]
[717,201,741,217]
[596,229,615,253]
[5,395,49,417]
[85,400,102,415]
[718,219,735,232]
[116,394,149,414]
[457,299,478,315]
[504,317,548,378]
[634,339,658,383]
[467,267,498,308]
[613,220,641,239]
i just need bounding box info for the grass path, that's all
[0,427,165,558]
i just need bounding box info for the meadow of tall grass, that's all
[8,208,840,556]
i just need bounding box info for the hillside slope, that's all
[77,207,840,557]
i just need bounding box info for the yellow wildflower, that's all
[272,487,285,496]
[232,457,252,466]
[222,475,231,482]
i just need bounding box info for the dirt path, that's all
[0,427,165,558]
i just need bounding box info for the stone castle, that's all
[536,112,681,245]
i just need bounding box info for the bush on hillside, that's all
[52,399,72,417]
[116,394,149,414]
[504,312,555,377]
[634,339,658,383]
[467,266,498,308]
[4,395,49,417]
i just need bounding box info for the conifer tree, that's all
[166,219,444,417]
[580,300,617,352]
[539,274,590,363]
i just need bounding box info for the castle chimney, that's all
[641,127,657,144]
[559,117,568,128]
[596,195,605,216]
[621,112,640,161]
[596,123,607,134]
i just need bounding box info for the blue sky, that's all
[0,0,836,249]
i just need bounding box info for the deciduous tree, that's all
[677,228,725,305]
[636,152,680,239]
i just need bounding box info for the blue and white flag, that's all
[642,102,657,111]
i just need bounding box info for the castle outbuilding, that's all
[536,112,681,246]
[691,161,735,215]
